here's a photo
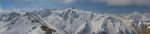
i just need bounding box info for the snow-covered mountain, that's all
[0,8,150,34]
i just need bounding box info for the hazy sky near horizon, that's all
[1,0,150,13]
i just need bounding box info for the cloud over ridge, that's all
[93,0,150,6]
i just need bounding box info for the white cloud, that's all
[135,0,150,6]
[107,0,133,6]
[93,0,150,6]
[61,0,75,4]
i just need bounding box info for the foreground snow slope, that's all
[0,8,150,34]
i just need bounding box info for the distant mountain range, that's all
[0,8,150,34]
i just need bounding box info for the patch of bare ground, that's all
[132,23,150,34]
[40,25,57,34]
[138,28,150,34]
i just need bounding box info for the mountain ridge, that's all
[0,8,150,34]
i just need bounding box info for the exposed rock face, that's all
[41,25,56,34]
[137,26,150,34]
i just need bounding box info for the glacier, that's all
[0,8,150,34]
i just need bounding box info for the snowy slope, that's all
[0,8,150,34]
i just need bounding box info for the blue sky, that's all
[1,0,150,13]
